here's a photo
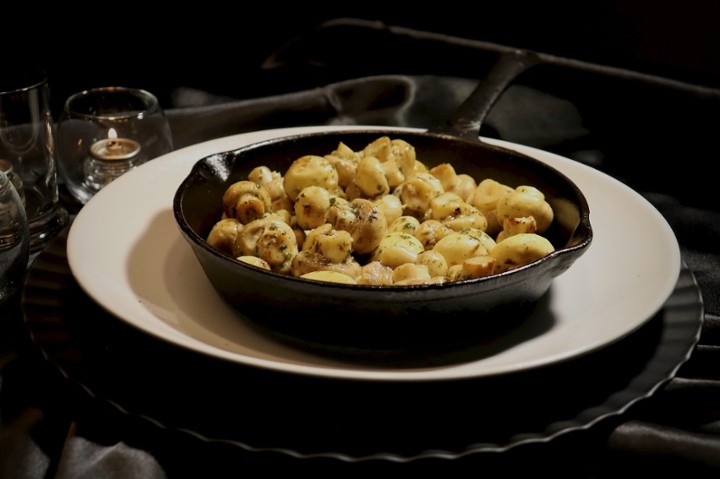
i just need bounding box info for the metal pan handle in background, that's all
[432,49,541,141]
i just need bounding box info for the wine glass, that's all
[56,86,173,205]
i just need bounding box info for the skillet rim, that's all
[172,127,593,292]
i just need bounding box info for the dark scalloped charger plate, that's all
[21,229,703,462]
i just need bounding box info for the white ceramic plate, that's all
[67,125,681,381]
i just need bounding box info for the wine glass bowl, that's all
[56,86,173,205]
[0,169,29,304]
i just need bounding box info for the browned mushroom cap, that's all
[206,218,243,255]
[283,155,340,202]
[222,180,272,224]
[293,185,333,230]
[327,197,388,255]
[291,249,362,280]
[234,216,298,274]
[394,172,444,219]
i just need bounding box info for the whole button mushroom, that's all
[222,180,272,224]
[327,198,388,255]
[283,155,339,202]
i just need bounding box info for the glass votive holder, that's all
[56,86,173,205]
[0,169,29,305]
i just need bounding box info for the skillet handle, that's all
[432,49,541,141]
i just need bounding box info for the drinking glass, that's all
[0,65,69,252]
[0,169,29,305]
[56,86,173,205]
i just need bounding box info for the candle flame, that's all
[108,128,118,139]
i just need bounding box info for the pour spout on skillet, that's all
[433,49,541,141]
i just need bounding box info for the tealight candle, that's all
[90,138,141,161]
[83,136,144,193]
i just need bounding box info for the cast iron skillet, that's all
[173,50,593,351]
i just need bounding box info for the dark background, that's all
[12,1,720,119]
